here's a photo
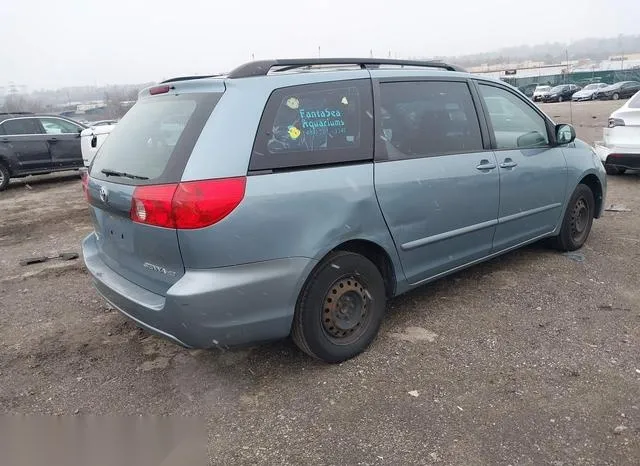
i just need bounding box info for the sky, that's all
[2,0,639,89]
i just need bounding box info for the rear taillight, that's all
[172,178,246,229]
[130,184,177,228]
[608,118,625,128]
[130,177,246,229]
[80,170,89,201]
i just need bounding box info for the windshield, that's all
[90,93,221,185]
[583,84,600,90]
[535,86,550,92]
[550,86,566,93]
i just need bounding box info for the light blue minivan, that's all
[82,59,606,362]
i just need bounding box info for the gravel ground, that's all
[0,100,638,465]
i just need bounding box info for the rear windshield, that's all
[90,92,221,185]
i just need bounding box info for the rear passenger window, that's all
[250,79,373,171]
[0,118,43,135]
[478,84,549,149]
[378,81,483,159]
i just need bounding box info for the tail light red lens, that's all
[80,170,89,201]
[149,85,171,95]
[172,178,246,229]
[130,184,177,228]
[130,177,246,229]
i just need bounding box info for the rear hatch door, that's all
[87,85,223,295]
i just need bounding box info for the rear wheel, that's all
[0,163,10,191]
[292,251,386,363]
[550,184,595,251]
[605,165,626,175]
[558,96,564,102]
[612,93,620,100]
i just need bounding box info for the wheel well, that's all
[579,174,603,218]
[333,240,396,298]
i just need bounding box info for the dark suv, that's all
[0,113,87,190]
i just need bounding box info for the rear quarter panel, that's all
[177,164,406,290]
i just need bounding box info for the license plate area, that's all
[95,211,134,254]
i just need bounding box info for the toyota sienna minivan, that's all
[82,58,606,363]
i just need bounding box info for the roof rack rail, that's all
[227,58,465,78]
[160,74,223,84]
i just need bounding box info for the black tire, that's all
[605,165,626,175]
[612,93,620,101]
[550,184,595,251]
[291,251,386,363]
[0,163,10,191]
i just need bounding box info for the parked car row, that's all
[531,81,640,103]
[592,81,640,101]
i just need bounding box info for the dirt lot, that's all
[1,100,639,465]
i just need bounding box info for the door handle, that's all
[48,138,58,144]
[500,158,518,169]
[476,159,497,171]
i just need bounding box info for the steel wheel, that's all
[549,184,595,252]
[291,251,387,363]
[570,197,591,245]
[322,276,371,344]
[613,93,620,100]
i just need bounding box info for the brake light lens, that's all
[130,178,246,229]
[130,184,177,228]
[80,169,89,201]
[172,178,246,229]
[149,85,171,95]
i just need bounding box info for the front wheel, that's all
[0,163,10,191]
[612,93,620,100]
[550,184,595,251]
[291,251,387,363]
[558,96,564,102]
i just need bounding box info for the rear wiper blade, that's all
[100,169,149,180]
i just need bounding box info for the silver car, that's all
[82,58,607,362]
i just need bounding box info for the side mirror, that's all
[555,124,576,145]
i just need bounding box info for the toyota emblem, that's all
[99,186,108,203]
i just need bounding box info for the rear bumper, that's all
[83,233,316,348]
[604,153,640,170]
